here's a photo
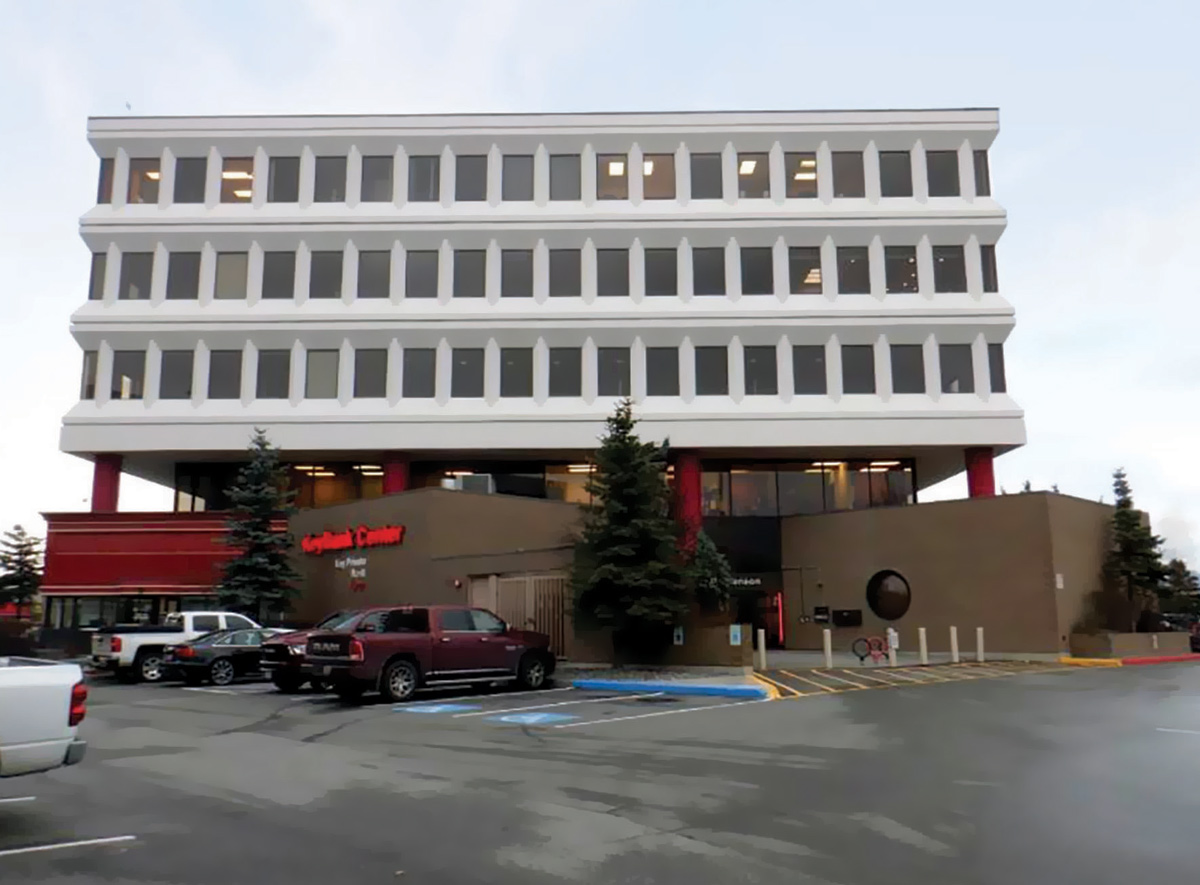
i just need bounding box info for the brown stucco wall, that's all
[1046,494,1115,643]
[1069,632,1190,658]
[288,488,581,623]
[780,494,1116,655]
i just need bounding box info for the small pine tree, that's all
[1105,468,1169,627]
[218,430,300,622]
[688,531,734,613]
[572,400,689,655]
[0,525,42,607]
[1051,484,1060,494]
[1164,558,1200,600]
[1021,480,1032,493]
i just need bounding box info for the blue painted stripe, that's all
[571,679,769,699]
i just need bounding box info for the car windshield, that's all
[318,611,361,631]
[191,630,229,645]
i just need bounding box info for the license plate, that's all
[322,666,332,676]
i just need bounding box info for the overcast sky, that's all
[1,0,1196,566]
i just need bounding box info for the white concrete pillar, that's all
[826,334,843,400]
[923,333,941,402]
[484,338,500,405]
[629,238,645,303]
[972,333,990,399]
[440,145,456,207]
[150,242,168,304]
[487,144,502,207]
[958,139,975,200]
[95,342,114,405]
[337,338,354,405]
[917,235,935,300]
[772,236,789,302]
[534,144,550,207]
[390,241,405,305]
[868,236,886,300]
[252,147,268,209]
[581,143,597,206]
[192,342,209,406]
[912,140,929,204]
[631,336,647,403]
[918,627,928,665]
[240,341,257,405]
[342,241,358,306]
[768,141,785,205]
[158,148,174,209]
[728,336,744,403]
[392,146,408,208]
[628,143,644,205]
[965,233,983,300]
[112,148,129,209]
[298,146,316,208]
[581,239,598,304]
[533,239,550,304]
[820,236,837,300]
[680,337,696,403]
[246,242,264,306]
[294,242,311,305]
[725,237,741,301]
[204,146,221,208]
[816,141,834,204]
[485,240,501,304]
[581,337,598,405]
[674,142,689,207]
[777,335,793,402]
[289,340,305,405]
[678,238,694,302]
[721,141,737,204]
[950,626,960,663]
[103,242,120,304]
[386,338,403,406]
[144,340,162,406]
[345,145,362,208]
[533,337,549,404]
[864,140,882,203]
[822,629,833,668]
[198,242,217,306]
[874,334,891,399]
[435,339,452,405]
[976,627,985,663]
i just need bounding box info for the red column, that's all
[965,447,995,498]
[91,454,122,513]
[672,453,703,554]
[382,455,410,495]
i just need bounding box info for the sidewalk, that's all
[764,649,1063,670]
[557,661,769,699]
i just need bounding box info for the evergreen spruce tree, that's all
[572,400,689,655]
[689,531,735,613]
[1106,468,1169,626]
[218,430,299,621]
[0,525,42,606]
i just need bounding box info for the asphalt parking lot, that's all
[4,663,1200,884]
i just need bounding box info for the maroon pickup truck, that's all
[305,605,556,703]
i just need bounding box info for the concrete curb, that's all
[572,679,770,700]
[1058,656,1124,668]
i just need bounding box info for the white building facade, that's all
[66,108,1021,517]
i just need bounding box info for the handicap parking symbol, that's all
[395,703,481,713]
[488,711,579,725]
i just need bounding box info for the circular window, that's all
[866,570,911,621]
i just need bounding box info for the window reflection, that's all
[546,464,593,504]
[730,470,778,516]
[701,472,729,516]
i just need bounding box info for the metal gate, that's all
[494,575,569,657]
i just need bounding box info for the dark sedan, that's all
[165,629,289,686]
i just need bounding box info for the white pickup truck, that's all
[0,657,87,778]
[91,611,261,683]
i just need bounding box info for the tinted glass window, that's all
[111,351,145,400]
[832,151,865,198]
[361,156,393,202]
[549,249,581,296]
[940,344,974,394]
[80,351,98,400]
[256,350,290,399]
[402,348,436,398]
[386,609,430,633]
[314,156,347,202]
[119,252,153,300]
[792,345,826,395]
[690,153,722,199]
[879,151,912,197]
[309,251,343,300]
[500,348,533,397]
[88,253,107,300]
[160,350,194,400]
[890,344,925,394]
[842,345,876,394]
[262,252,296,300]
[454,250,485,298]
[451,348,484,398]
[305,350,338,399]
[884,246,918,293]
[643,248,677,297]
[549,154,581,200]
[220,157,254,203]
[268,157,300,202]
[127,159,159,204]
[174,157,207,203]
[548,347,581,397]
[409,156,440,202]
[97,157,114,204]
[354,349,387,398]
[456,155,487,201]
[193,615,221,632]
[215,253,248,300]
[502,155,534,201]
[926,151,960,197]
[737,152,769,198]
[357,251,391,299]
[597,347,631,396]
[789,247,822,294]
[471,610,506,632]
[226,615,255,630]
[405,251,438,298]
[646,347,679,396]
[933,245,967,292]
[785,152,818,198]
[693,247,725,295]
[596,249,629,297]
[597,154,628,200]
[695,346,728,395]
[974,150,991,196]
[740,247,773,295]
[980,244,999,292]
[642,154,675,200]
[166,252,200,300]
[439,609,475,631]
[837,247,870,294]
[743,346,777,395]
[208,350,242,399]
[988,343,1006,393]
[501,250,533,297]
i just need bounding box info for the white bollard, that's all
[918,627,929,666]
[822,629,833,669]
[756,628,767,671]
[950,626,960,663]
[976,627,985,663]
[886,627,898,667]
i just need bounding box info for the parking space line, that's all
[0,797,35,806]
[890,668,954,684]
[0,835,138,858]
[754,672,802,698]
[554,698,771,728]
[814,670,871,689]
[452,692,663,717]
[778,669,840,693]
[426,686,575,704]
[838,669,896,686]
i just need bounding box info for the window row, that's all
[99,145,990,206]
[82,341,1007,403]
[88,241,999,302]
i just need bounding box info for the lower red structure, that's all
[382,455,410,495]
[672,452,703,553]
[1122,654,1200,666]
[965,447,996,498]
[91,454,123,512]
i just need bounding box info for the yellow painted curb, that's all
[750,672,788,699]
[1058,656,1123,668]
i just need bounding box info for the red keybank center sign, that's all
[301,524,406,556]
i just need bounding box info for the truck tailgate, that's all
[92,634,116,656]
[0,659,83,777]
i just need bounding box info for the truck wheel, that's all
[334,681,365,703]
[209,658,236,687]
[136,651,166,684]
[517,653,549,690]
[381,660,419,703]
[272,672,304,694]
